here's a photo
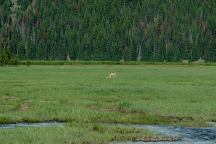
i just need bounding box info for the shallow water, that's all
[117,141,216,144]
[1,122,216,144]
[115,123,216,144]
[0,122,65,129]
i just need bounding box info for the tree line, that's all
[0,0,216,62]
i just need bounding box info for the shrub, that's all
[26,60,31,66]
[10,55,20,66]
[0,51,10,65]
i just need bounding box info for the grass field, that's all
[0,65,216,143]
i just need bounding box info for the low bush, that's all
[10,55,20,66]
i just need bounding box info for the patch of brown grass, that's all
[13,102,32,112]
[2,96,18,101]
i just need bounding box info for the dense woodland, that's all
[0,0,216,61]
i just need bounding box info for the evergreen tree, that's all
[0,37,11,65]
[0,0,216,62]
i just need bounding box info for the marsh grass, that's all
[0,123,153,144]
[0,65,216,143]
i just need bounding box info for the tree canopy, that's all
[0,0,216,61]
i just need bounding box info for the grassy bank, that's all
[19,60,216,66]
[0,65,216,143]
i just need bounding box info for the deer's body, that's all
[181,59,189,64]
[192,58,205,64]
[106,72,117,79]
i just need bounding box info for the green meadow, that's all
[0,65,216,143]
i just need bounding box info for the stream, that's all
[116,123,216,144]
[0,122,65,129]
[0,122,216,143]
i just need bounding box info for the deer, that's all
[181,59,189,64]
[106,72,117,79]
[192,58,205,64]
